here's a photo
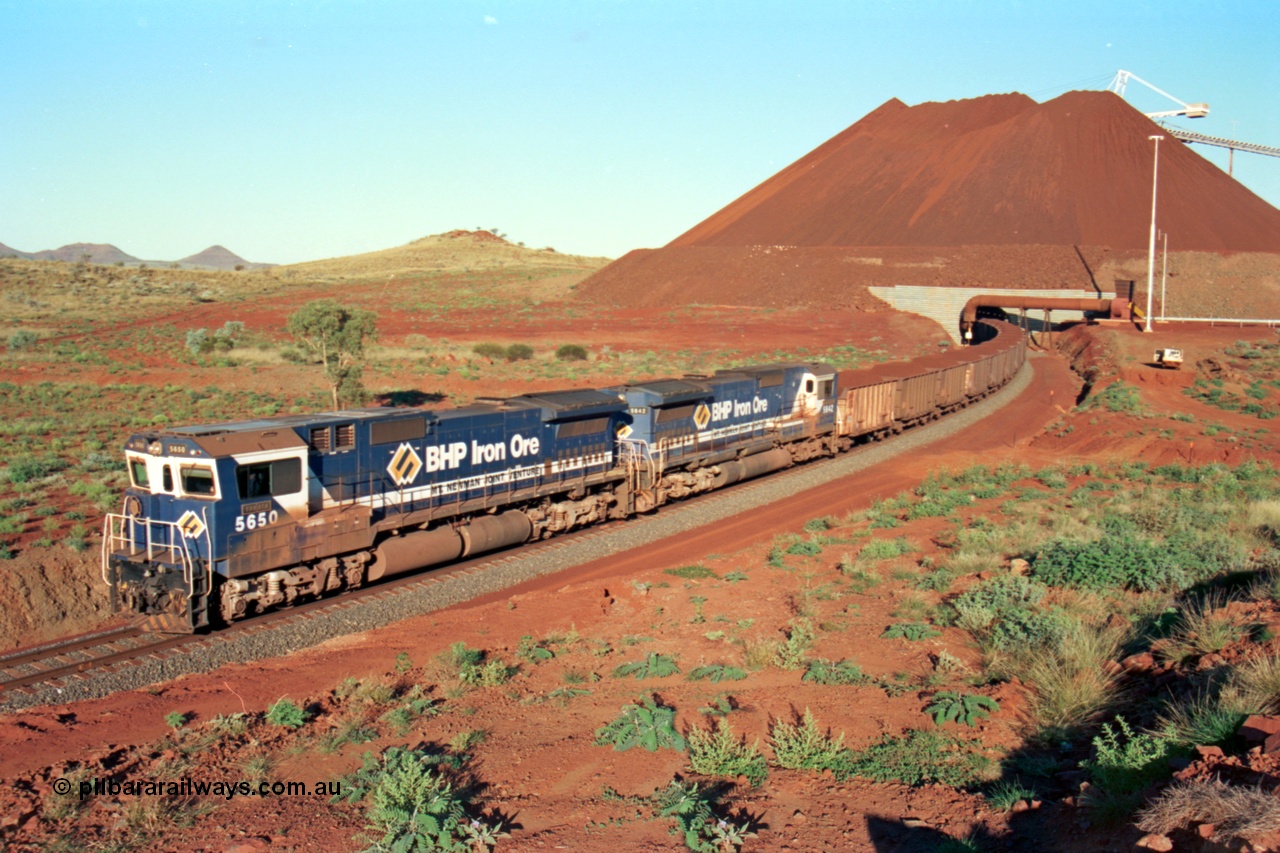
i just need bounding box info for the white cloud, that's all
[484,15,497,25]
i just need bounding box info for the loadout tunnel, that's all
[959,295,1121,342]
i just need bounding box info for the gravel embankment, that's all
[2,359,1035,712]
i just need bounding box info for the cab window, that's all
[236,458,303,499]
[805,379,815,394]
[162,465,174,493]
[129,459,150,488]
[180,466,217,497]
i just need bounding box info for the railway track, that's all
[0,526,611,699]
[0,356,1038,709]
[0,626,177,695]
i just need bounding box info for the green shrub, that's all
[953,574,1047,619]
[613,652,681,679]
[440,641,483,669]
[687,664,747,683]
[802,658,867,685]
[654,781,757,853]
[1032,518,1241,592]
[859,537,915,561]
[555,344,588,362]
[1084,381,1144,414]
[773,619,814,669]
[208,713,249,736]
[881,622,940,641]
[516,635,555,664]
[687,718,767,786]
[458,657,515,687]
[185,328,209,355]
[471,342,506,360]
[449,729,488,752]
[5,455,62,484]
[165,711,187,729]
[925,692,1000,727]
[8,330,37,350]
[847,729,996,787]
[770,709,850,772]
[596,696,686,752]
[785,539,823,557]
[265,697,309,729]
[665,564,718,579]
[345,746,506,851]
[950,575,1070,655]
[504,343,534,362]
[1083,717,1178,823]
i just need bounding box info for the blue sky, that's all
[3,0,1277,264]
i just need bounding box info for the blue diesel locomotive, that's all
[105,361,839,631]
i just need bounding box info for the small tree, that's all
[286,299,378,409]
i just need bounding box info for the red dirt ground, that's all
[0,351,1080,853]
[4,321,1280,852]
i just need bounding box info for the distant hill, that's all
[0,241,270,269]
[177,245,272,271]
[279,230,611,278]
[2,242,143,265]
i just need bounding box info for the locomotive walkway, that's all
[1,354,1047,713]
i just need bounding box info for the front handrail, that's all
[102,513,198,597]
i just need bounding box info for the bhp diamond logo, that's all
[177,510,206,539]
[693,403,711,431]
[388,443,423,486]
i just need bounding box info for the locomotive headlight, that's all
[148,441,163,455]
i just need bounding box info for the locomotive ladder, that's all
[101,511,207,604]
[617,437,661,491]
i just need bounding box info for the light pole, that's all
[1160,231,1168,320]
[1145,135,1164,333]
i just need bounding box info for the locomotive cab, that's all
[106,426,317,631]
[795,370,836,420]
